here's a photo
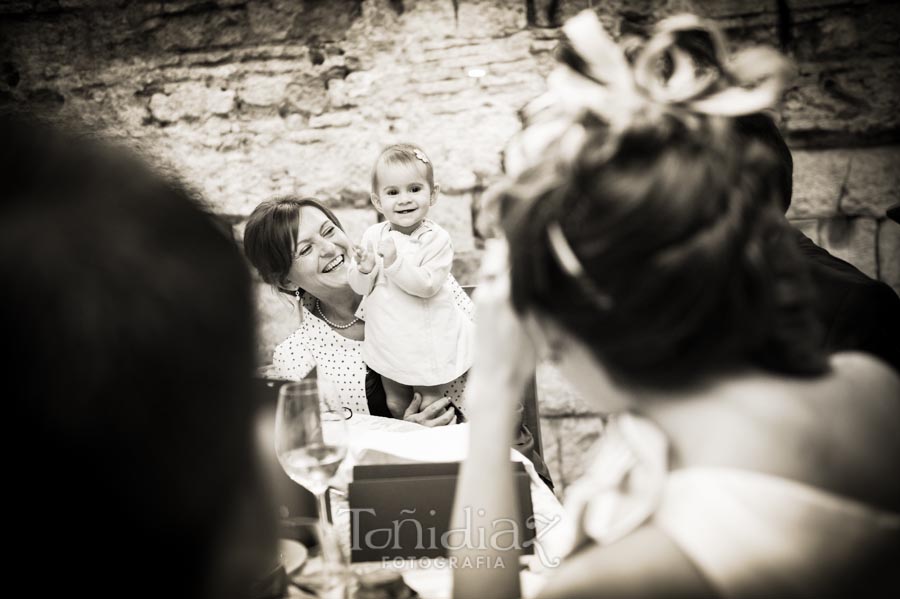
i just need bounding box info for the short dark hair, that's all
[734,112,794,213]
[499,112,826,388]
[1,109,263,598]
[243,195,344,295]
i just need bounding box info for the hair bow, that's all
[503,10,793,177]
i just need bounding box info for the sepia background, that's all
[3,0,898,493]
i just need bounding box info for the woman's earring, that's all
[294,289,301,300]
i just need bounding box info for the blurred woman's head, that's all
[497,14,826,390]
[243,196,349,298]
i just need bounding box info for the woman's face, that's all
[525,313,635,414]
[282,206,352,298]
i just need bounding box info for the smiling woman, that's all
[242,195,467,424]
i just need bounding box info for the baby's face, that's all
[373,162,435,234]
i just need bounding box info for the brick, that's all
[0,1,34,13]
[327,70,378,103]
[536,362,600,417]
[842,146,900,218]
[783,57,900,139]
[455,0,527,37]
[818,217,878,279]
[482,59,541,77]
[392,0,457,39]
[239,74,292,107]
[158,1,220,14]
[285,0,362,44]
[451,250,484,287]
[326,78,356,108]
[307,111,354,128]
[284,77,329,116]
[58,0,115,8]
[813,16,859,57]
[245,116,287,136]
[878,220,900,297]
[148,82,236,122]
[422,41,512,64]
[554,416,605,490]
[285,128,325,144]
[537,418,562,495]
[246,0,293,41]
[409,66,469,84]
[428,98,476,115]
[415,78,472,96]
[789,218,820,245]
[788,149,849,219]
[479,71,543,94]
[151,9,247,51]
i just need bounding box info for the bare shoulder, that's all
[827,351,900,438]
[670,355,900,507]
[785,352,900,506]
[738,351,900,430]
[828,351,900,399]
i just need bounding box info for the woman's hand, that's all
[402,393,457,427]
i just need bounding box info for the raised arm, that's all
[451,240,536,598]
[384,227,453,298]
[348,227,380,296]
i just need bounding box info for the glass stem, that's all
[316,489,341,570]
[317,488,331,528]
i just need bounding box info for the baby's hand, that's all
[378,237,397,268]
[353,244,376,274]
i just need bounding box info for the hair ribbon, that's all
[505,10,793,178]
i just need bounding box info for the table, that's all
[282,414,570,598]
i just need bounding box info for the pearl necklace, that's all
[315,299,360,329]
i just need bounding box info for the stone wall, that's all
[3,0,898,494]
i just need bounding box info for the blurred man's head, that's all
[0,109,263,598]
[734,112,794,214]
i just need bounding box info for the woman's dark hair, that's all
[499,113,827,388]
[1,110,265,598]
[243,196,344,296]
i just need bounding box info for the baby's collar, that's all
[387,219,432,236]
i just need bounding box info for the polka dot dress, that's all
[272,276,475,417]
[272,295,370,414]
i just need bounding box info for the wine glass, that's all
[274,376,348,590]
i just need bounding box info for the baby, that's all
[349,143,473,418]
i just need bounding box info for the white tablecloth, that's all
[317,414,570,597]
